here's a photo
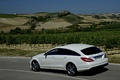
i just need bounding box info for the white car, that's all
[30,44,108,76]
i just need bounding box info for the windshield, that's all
[81,47,102,55]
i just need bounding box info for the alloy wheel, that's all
[66,63,77,76]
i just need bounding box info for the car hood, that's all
[33,53,45,58]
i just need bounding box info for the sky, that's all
[0,0,120,14]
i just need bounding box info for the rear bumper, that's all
[77,58,109,71]
[89,63,108,70]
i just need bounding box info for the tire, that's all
[31,60,40,71]
[66,63,77,76]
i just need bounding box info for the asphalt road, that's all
[0,57,120,80]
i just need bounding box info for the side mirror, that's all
[44,54,47,59]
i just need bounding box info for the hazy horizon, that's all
[0,0,120,14]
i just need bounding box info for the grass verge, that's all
[0,48,46,57]
[0,48,120,64]
[107,54,120,64]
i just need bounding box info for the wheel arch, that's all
[66,62,78,76]
[31,58,41,67]
[66,62,77,70]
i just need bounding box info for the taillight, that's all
[81,57,94,62]
[104,54,107,58]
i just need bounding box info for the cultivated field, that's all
[0,12,120,31]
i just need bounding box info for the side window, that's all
[57,49,80,56]
[45,49,58,55]
[45,48,80,56]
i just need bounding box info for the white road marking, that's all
[109,63,120,66]
[0,69,88,80]
[0,56,31,59]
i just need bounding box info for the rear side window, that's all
[58,49,80,56]
[81,47,102,55]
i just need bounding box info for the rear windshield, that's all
[81,47,102,55]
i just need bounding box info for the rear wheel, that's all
[66,63,77,76]
[31,60,40,71]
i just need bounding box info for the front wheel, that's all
[66,63,77,76]
[31,60,40,71]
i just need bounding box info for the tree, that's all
[30,23,36,30]
[58,10,71,18]
[10,27,22,34]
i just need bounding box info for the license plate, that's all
[94,54,103,59]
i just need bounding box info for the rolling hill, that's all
[0,12,120,32]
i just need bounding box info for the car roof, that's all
[54,44,94,53]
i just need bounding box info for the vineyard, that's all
[0,30,120,50]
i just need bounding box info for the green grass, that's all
[107,54,120,64]
[0,48,45,57]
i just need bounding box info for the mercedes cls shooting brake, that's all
[30,44,108,76]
